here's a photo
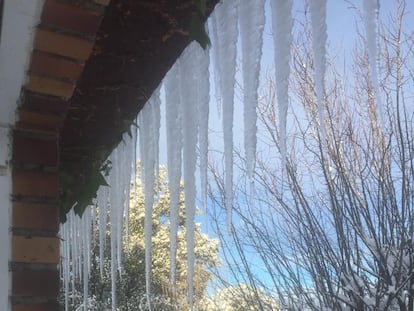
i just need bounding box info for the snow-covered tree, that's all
[206,283,278,311]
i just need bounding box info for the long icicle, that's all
[62,222,70,311]
[109,150,119,311]
[82,208,90,311]
[239,0,265,205]
[97,186,108,280]
[196,43,210,215]
[208,13,222,113]
[180,43,200,310]
[165,61,183,294]
[363,0,382,122]
[139,88,161,311]
[310,0,328,144]
[271,0,293,169]
[214,0,239,232]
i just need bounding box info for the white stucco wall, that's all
[0,0,44,309]
[0,127,11,311]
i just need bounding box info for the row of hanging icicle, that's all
[60,0,381,310]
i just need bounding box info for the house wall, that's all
[1,1,108,309]
[0,1,44,309]
[0,128,11,311]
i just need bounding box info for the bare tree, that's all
[208,1,414,310]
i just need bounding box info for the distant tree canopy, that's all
[206,284,279,311]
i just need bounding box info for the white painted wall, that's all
[0,0,44,309]
[0,127,11,311]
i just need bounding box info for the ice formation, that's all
[59,1,384,310]
[310,0,328,142]
[211,0,239,231]
[61,208,93,311]
[363,0,382,121]
[239,0,265,198]
[271,0,293,168]
[164,61,183,290]
[139,88,161,310]
[61,131,136,311]
[97,185,108,279]
[209,13,222,113]
[197,42,211,215]
[180,44,199,308]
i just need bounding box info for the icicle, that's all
[214,0,239,231]
[180,44,200,309]
[91,201,96,240]
[82,208,91,311]
[115,149,124,276]
[310,0,328,144]
[139,88,161,311]
[76,215,82,280]
[69,213,77,306]
[116,138,131,271]
[126,125,139,249]
[363,0,382,121]
[123,129,136,250]
[109,148,122,310]
[164,39,209,307]
[109,231,117,311]
[71,213,78,281]
[83,257,88,311]
[62,222,70,311]
[97,186,108,279]
[86,208,92,278]
[239,0,265,204]
[195,44,210,215]
[164,62,183,292]
[151,90,161,191]
[62,209,90,311]
[208,13,222,113]
[271,0,293,169]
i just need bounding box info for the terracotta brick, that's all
[12,270,59,297]
[13,202,59,232]
[23,92,70,117]
[42,0,103,34]
[30,51,84,82]
[26,75,75,99]
[12,302,60,311]
[13,136,58,167]
[17,111,64,131]
[12,170,58,198]
[34,29,94,61]
[12,236,60,264]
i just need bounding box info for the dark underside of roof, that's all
[58,0,218,219]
